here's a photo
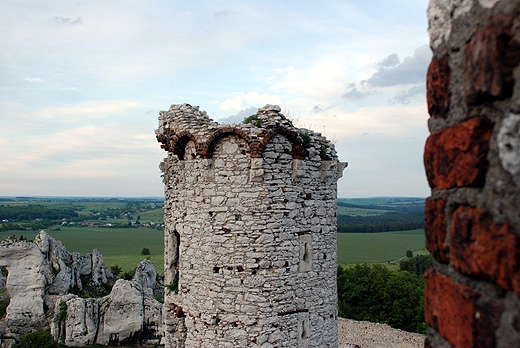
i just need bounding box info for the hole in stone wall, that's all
[301,321,307,339]
[303,243,309,262]
[213,267,220,274]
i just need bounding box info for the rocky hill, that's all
[0,231,164,347]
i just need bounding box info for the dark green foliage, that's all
[154,295,164,303]
[141,247,150,255]
[110,265,122,276]
[400,254,434,277]
[13,330,62,348]
[0,205,79,222]
[320,145,329,156]
[0,297,9,318]
[406,250,413,258]
[122,268,136,280]
[58,301,67,322]
[165,278,178,294]
[300,132,311,144]
[243,115,262,127]
[69,275,113,298]
[337,264,427,334]
[337,211,424,233]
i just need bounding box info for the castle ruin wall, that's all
[157,104,346,347]
[425,1,520,346]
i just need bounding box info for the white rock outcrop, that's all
[0,239,46,334]
[0,231,163,347]
[51,260,163,347]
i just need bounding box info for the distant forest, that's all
[336,198,425,233]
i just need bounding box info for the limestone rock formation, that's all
[0,238,46,335]
[51,260,164,347]
[0,231,164,347]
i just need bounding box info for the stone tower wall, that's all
[157,104,346,347]
[425,1,520,347]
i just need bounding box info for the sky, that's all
[0,0,431,198]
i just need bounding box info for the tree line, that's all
[337,211,424,233]
[0,205,79,222]
[337,254,434,334]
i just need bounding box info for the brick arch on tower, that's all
[200,127,254,159]
[258,127,308,159]
[170,131,198,160]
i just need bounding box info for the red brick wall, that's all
[425,1,520,347]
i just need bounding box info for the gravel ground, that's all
[338,318,425,348]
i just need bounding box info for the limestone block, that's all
[498,113,520,186]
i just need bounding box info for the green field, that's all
[2,227,425,274]
[0,227,164,273]
[337,229,426,264]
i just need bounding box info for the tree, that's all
[110,265,122,276]
[406,250,413,258]
[141,247,150,255]
[337,263,427,334]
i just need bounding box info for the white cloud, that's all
[24,77,44,83]
[364,45,432,87]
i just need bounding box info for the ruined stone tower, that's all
[157,104,346,347]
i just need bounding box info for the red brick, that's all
[427,58,451,119]
[450,206,519,292]
[474,297,504,348]
[425,197,449,263]
[465,13,520,104]
[424,269,481,348]
[424,117,492,189]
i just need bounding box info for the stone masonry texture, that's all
[425,0,520,347]
[157,104,346,347]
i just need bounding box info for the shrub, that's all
[406,250,413,258]
[58,301,67,323]
[243,115,262,127]
[110,265,122,277]
[165,278,179,294]
[0,297,9,318]
[300,132,311,144]
[13,330,61,348]
[122,268,136,280]
[141,247,150,255]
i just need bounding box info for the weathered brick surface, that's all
[474,297,505,348]
[427,57,451,119]
[464,13,518,105]
[450,206,519,293]
[424,117,492,189]
[424,197,449,263]
[426,1,520,347]
[424,269,481,348]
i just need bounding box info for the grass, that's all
[0,227,164,273]
[1,225,425,275]
[134,208,164,223]
[337,229,425,265]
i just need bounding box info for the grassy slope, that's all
[336,229,425,265]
